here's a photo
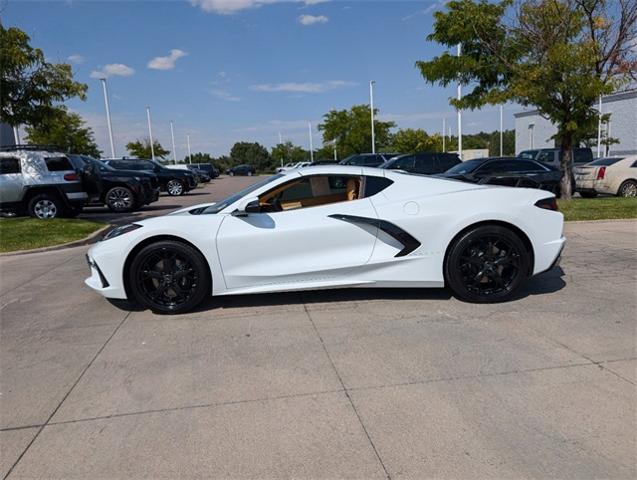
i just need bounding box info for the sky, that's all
[5,0,519,159]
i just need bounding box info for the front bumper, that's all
[85,247,128,299]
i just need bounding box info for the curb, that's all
[565,218,637,224]
[0,224,112,257]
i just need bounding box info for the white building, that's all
[514,89,637,156]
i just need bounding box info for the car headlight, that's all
[102,223,143,241]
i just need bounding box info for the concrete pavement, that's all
[0,181,635,478]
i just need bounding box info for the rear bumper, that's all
[534,236,565,275]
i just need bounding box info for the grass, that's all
[0,218,105,253]
[558,197,637,221]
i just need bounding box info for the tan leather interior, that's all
[259,176,361,211]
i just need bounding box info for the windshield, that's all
[518,150,539,160]
[201,174,284,214]
[587,157,624,166]
[444,159,484,175]
[339,155,367,166]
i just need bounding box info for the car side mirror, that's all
[232,196,261,216]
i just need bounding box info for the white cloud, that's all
[67,54,84,64]
[190,0,330,15]
[298,14,328,25]
[401,1,445,21]
[148,49,188,70]
[90,63,135,79]
[209,89,241,102]
[250,80,355,93]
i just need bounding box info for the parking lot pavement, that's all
[78,175,262,225]
[1,182,635,478]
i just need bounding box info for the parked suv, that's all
[0,146,88,219]
[382,152,461,174]
[518,148,593,168]
[103,158,197,195]
[188,163,219,178]
[339,153,399,168]
[68,155,160,212]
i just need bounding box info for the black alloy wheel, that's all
[129,241,210,314]
[106,186,135,212]
[445,225,529,303]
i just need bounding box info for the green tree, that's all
[318,105,396,158]
[126,138,170,159]
[24,107,101,157]
[184,152,216,164]
[416,0,637,199]
[271,141,308,166]
[0,25,87,127]
[391,128,443,153]
[230,141,272,172]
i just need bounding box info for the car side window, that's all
[536,151,554,163]
[475,161,501,174]
[414,155,436,174]
[259,175,362,212]
[44,156,74,172]
[363,176,393,197]
[437,154,460,171]
[392,156,415,170]
[631,160,637,168]
[0,157,21,174]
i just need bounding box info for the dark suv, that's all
[339,153,398,168]
[226,164,256,176]
[68,155,160,212]
[188,163,219,178]
[382,152,461,174]
[103,158,197,196]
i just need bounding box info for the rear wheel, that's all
[106,186,136,212]
[166,179,184,196]
[28,194,63,219]
[128,241,210,314]
[617,180,637,197]
[444,225,529,303]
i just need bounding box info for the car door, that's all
[216,174,379,289]
[0,157,23,204]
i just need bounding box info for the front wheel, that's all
[128,241,210,314]
[166,179,185,196]
[444,225,529,303]
[618,180,637,197]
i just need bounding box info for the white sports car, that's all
[85,165,565,314]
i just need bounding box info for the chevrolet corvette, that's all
[85,165,565,314]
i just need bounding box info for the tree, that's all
[126,138,170,159]
[416,0,637,199]
[271,141,308,166]
[24,107,101,157]
[230,141,272,172]
[318,105,396,158]
[0,25,87,127]
[183,152,215,164]
[391,128,443,153]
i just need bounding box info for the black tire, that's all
[105,186,136,212]
[617,179,637,198]
[444,225,529,303]
[27,193,63,219]
[579,191,598,198]
[166,179,185,196]
[128,240,210,314]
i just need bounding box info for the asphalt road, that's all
[1,178,635,479]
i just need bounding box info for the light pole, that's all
[100,78,116,158]
[186,134,192,164]
[442,117,446,153]
[597,95,602,158]
[369,80,376,154]
[457,44,463,159]
[308,122,314,162]
[170,121,177,164]
[333,138,338,161]
[146,106,155,160]
[499,105,503,157]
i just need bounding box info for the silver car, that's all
[0,146,88,219]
